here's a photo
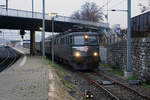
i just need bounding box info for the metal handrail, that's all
[0,7,109,28]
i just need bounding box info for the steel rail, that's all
[6,48,17,68]
[0,48,11,72]
[0,47,18,72]
[0,47,10,65]
[95,70,150,100]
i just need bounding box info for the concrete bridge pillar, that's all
[30,30,35,55]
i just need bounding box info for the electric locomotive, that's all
[44,30,100,70]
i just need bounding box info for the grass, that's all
[142,83,150,88]
[100,63,150,88]
[107,68,124,76]
[99,63,112,68]
[60,78,74,90]
[100,63,124,77]
[126,76,137,81]
[45,59,74,90]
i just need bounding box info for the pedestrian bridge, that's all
[0,7,109,54]
[0,7,109,32]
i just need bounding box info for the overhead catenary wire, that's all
[100,0,114,9]
[110,0,126,8]
[103,0,126,12]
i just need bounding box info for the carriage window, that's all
[64,37,66,44]
[67,37,69,44]
[87,36,98,45]
[58,39,60,45]
[70,36,72,45]
[57,39,58,45]
[60,38,63,44]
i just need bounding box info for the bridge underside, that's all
[0,15,82,32]
[0,15,101,55]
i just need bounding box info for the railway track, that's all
[78,71,150,100]
[0,47,20,72]
[94,70,150,100]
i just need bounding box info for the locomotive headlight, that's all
[75,52,81,57]
[86,95,89,98]
[84,35,88,39]
[93,52,98,56]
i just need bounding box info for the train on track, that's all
[35,29,102,70]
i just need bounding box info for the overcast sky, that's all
[0,0,149,28]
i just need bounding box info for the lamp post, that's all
[42,0,45,58]
[48,13,57,65]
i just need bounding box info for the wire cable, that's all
[100,0,114,9]
[110,0,126,8]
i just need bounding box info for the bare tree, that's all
[71,2,103,22]
[72,11,82,20]
[138,0,150,13]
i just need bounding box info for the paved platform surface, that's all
[0,54,49,100]
[12,47,30,55]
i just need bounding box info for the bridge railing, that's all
[54,15,109,28]
[0,7,109,28]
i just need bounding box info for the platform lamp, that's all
[48,12,57,65]
[39,27,43,31]
[39,27,43,55]
[42,0,45,58]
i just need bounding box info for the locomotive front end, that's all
[70,33,100,70]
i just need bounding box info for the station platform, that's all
[0,47,74,100]
[12,47,30,55]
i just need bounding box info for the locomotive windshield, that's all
[73,35,98,45]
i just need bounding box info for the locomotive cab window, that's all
[73,35,98,45]
[74,36,84,45]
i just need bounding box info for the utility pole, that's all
[125,0,132,78]
[6,0,8,10]
[48,13,57,65]
[42,0,45,58]
[109,1,132,77]
[32,0,34,18]
[52,18,54,65]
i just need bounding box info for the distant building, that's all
[112,24,126,41]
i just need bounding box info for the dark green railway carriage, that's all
[45,32,100,70]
